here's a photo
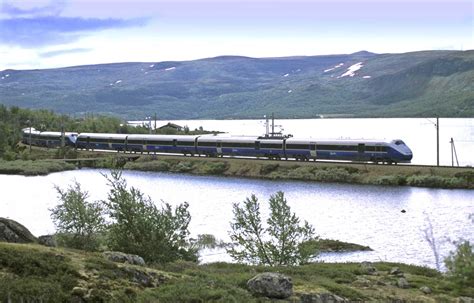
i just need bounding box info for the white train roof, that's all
[127,134,200,141]
[285,138,393,145]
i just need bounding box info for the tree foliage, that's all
[445,240,474,290]
[102,170,197,263]
[50,181,105,251]
[228,191,317,266]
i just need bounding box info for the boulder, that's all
[247,272,293,299]
[103,251,146,266]
[390,267,403,276]
[360,261,377,275]
[300,293,348,303]
[458,297,474,303]
[397,277,410,289]
[420,286,432,294]
[0,217,37,243]
[38,235,57,247]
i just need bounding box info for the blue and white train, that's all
[22,129,413,163]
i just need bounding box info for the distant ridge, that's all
[0,50,472,119]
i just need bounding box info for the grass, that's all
[2,147,473,189]
[0,159,76,176]
[1,242,472,302]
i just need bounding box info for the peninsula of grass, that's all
[123,155,474,189]
[1,242,472,302]
[2,147,473,189]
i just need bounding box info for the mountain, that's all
[0,50,473,119]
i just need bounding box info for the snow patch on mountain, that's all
[338,62,363,78]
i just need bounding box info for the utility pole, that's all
[271,112,275,136]
[27,120,32,154]
[264,115,269,137]
[450,138,459,167]
[436,116,439,166]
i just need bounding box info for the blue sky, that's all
[0,0,472,70]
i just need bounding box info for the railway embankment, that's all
[1,149,473,189]
[122,155,474,189]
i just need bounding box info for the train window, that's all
[173,139,177,147]
[260,143,283,149]
[255,141,260,150]
[177,141,195,146]
[198,141,215,147]
[286,144,309,150]
[216,141,222,148]
[358,144,365,153]
[394,140,405,145]
[310,144,316,151]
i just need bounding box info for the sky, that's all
[0,0,472,70]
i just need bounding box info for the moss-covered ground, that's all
[0,242,472,302]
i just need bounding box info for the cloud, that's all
[0,16,148,47]
[39,47,92,58]
[1,1,66,17]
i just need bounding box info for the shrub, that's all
[102,170,197,263]
[406,175,465,188]
[260,163,279,175]
[174,161,194,173]
[228,191,317,266]
[445,240,474,291]
[374,175,407,186]
[50,181,105,251]
[202,161,228,174]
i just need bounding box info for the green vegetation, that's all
[316,239,372,252]
[103,170,197,264]
[228,192,317,266]
[1,242,472,302]
[0,243,79,302]
[1,50,472,118]
[51,182,105,251]
[445,240,474,294]
[0,159,75,175]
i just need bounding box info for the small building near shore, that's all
[158,122,183,131]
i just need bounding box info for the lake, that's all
[130,118,474,166]
[1,169,473,269]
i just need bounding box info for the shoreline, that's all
[1,153,473,189]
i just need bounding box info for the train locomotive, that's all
[22,128,413,164]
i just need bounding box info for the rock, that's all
[458,297,474,303]
[38,235,56,247]
[71,287,88,297]
[390,267,403,276]
[360,261,377,275]
[300,293,348,303]
[247,272,293,299]
[120,267,166,287]
[0,217,37,243]
[397,277,410,289]
[103,251,146,266]
[420,286,432,294]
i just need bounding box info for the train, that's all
[21,127,413,163]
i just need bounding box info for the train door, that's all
[86,137,91,150]
[358,143,365,160]
[216,141,222,155]
[310,142,317,159]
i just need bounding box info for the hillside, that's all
[1,242,472,302]
[0,50,473,119]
